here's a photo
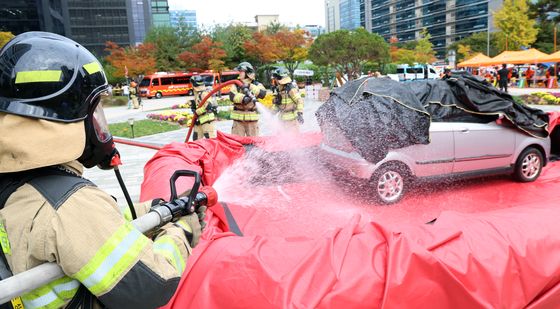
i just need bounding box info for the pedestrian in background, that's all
[497,64,510,93]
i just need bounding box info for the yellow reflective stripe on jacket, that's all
[15,71,62,84]
[22,276,80,309]
[73,223,149,295]
[195,106,207,115]
[231,111,259,121]
[83,62,102,75]
[123,207,133,222]
[0,222,11,255]
[280,111,298,121]
[198,112,215,124]
[153,235,186,274]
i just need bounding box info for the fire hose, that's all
[0,170,217,305]
[185,79,248,143]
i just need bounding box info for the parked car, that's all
[320,120,551,204]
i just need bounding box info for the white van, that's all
[396,64,439,81]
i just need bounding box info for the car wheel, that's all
[370,164,408,204]
[187,90,193,96]
[155,92,162,99]
[147,96,152,99]
[514,147,543,182]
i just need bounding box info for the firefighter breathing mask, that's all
[0,31,116,169]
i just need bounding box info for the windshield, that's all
[139,78,150,87]
[201,75,214,86]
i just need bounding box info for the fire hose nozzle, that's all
[196,186,218,207]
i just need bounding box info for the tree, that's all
[271,29,311,77]
[415,29,436,64]
[212,23,254,68]
[529,0,560,53]
[243,32,278,67]
[144,26,186,71]
[447,32,500,60]
[494,0,538,51]
[178,36,227,71]
[0,32,14,49]
[392,49,417,65]
[309,28,390,80]
[456,44,477,62]
[104,41,157,79]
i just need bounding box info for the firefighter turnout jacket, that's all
[273,83,304,121]
[193,89,215,125]
[229,78,267,122]
[0,161,194,309]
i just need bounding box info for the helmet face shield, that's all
[92,99,111,144]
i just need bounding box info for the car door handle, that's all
[460,128,469,133]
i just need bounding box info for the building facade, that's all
[255,15,279,32]
[0,0,152,55]
[170,10,197,29]
[339,0,361,30]
[151,0,170,27]
[362,0,502,58]
[325,0,341,32]
[303,25,326,38]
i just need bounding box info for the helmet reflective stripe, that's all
[83,62,102,75]
[15,70,62,84]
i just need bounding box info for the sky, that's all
[167,0,325,28]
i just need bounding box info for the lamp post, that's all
[128,118,135,139]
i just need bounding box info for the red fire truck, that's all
[138,72,194,99]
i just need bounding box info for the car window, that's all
[139,78,150,87]
[152,78,159,86]
[161,77,172,86]
[172,76,190,85]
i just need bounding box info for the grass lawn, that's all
[109,119,181,138]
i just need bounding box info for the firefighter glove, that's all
[177,213,202,247]
[297,112,304,124]
[242,95,253,104]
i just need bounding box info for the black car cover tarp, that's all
[316,77,431,164]
[316,73,549,164]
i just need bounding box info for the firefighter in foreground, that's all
[229,62,267,137]
[190,75,217,140]
[0,32,204,309]
[271,68,305,132]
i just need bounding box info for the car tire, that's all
[187,90,193,96]
[370,164,408,204]
[155,92,162,99]
[147,96,152,99]
[514,147,543,182]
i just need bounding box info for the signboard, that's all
[294,69,314,76]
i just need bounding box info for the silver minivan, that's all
[320,120,551,204]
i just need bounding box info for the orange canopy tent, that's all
[474,49,549,66]
[542,51,560,63]
[457,53,492,68]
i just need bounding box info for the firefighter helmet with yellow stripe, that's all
[0,32,115,170]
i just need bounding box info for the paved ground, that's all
[85,89,560,205]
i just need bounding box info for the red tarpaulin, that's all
[140,131,560,308]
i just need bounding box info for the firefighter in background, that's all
[271,67,305,132]
[190,75,217,140]
[229,62,267,137]
[129,80,140,109]
[0,32,204,309]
